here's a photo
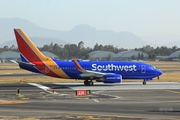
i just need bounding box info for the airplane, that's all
[13,28,162,86]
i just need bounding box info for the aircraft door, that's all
[141,65,146,74]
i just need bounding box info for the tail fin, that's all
[14,29,47,63]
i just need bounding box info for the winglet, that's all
[73,58,85,72]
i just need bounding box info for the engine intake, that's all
[103,74,122,83]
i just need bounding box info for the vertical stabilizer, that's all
[14,28,70,78]
[14,29,47,62]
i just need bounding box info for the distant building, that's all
[156,56,169,61]
[88,50,149,61]
[0,51,59,63]
[117,50,149,61]
[88,51,118,61]
[0,51,20,62]
[168,51,180,61]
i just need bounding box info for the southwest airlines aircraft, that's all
[14,29,162,86]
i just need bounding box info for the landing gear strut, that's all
[84,80,94,86]
[143,80,146,85]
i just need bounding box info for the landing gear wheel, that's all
[89,81,94,86]
[143,81,146,85]
[84,80,89,86]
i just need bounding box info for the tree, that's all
[53,43,60,56]
[108,54,113,61]
[78,41,84,49]
[3,45,9,51]
[42,44,49,51]
[9,45,15,50]
[141,53,144,60]
[149,54,156,61]
[69,44,78,58]
[98,44,103,50]
[5,39,180,61]
[93,43,99,51]
[138,53,141,60]
[49,42,54,52]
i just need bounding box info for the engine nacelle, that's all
[103,74,122,83]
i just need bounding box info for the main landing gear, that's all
[84,80,94,86]
[143,80,146,85]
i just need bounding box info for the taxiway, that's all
[0,82,180,119]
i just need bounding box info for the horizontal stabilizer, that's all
[9,60,18,64]
[16,61,35,66]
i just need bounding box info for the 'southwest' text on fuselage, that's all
[92,64,137,72]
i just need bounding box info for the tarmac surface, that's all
[0,82,180,120]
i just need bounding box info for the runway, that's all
[0,82,180,120]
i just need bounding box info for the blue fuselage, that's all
[19,59,162,81]
[52,60,162,80]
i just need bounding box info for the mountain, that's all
[60,24,150,48]
[0,18,69,46]
[0,37,69,48]
[165,41,180,47]
[0,18,152,48]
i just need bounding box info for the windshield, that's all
[149,66,156,70]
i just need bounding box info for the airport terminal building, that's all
[2,50,180,62]
[168,50,180,61]
[88,50,149,61]
[88,51,119,61]
[117,50,149,61]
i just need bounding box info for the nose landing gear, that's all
[143,80,146,85]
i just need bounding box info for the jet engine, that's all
[103,74,122,83]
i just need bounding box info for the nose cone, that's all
[157,69,163,76]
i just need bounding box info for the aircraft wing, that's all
[73,58,113,78]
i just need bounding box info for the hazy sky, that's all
[1,0,180,37]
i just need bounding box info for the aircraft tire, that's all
[84,80,89,86]
[143,81,146,85]
[84,80,94,86]
[89,81,94,86]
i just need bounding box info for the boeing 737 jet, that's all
[13,29,162,86]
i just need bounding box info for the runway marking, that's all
[93,99,99,102]
[165,90,180,94]
[93,91,120,99]
[28,83,50,91]
[28,83,58,94]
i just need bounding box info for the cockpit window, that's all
[150,66,156,70]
